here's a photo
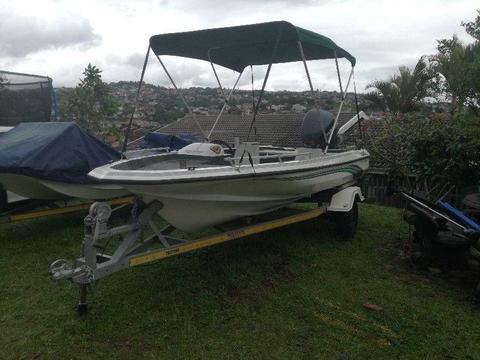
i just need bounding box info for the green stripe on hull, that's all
[275,164,363,181]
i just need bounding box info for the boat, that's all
[0,127,25,205]
[50,21,371,312]
[0,121,183,202]
[0,122,130,200]
[0,71,130,203]
[89,21,370,232]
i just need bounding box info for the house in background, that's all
[291,103,307,112]
[157,111,368,148]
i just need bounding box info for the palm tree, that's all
[365,57,434,114]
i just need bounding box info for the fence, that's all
[360,170,474,208]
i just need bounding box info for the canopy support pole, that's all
[246,26,284,142]
[324,66,354,154]
[121,45,151,155]
[298,41,315,95]
[297,40,327,143]
[334,51,344,100]
[245,65,269,141]
[250,66,257,139]
[207,70,243,141]
[155,54,207,140]
[352,69,364,142]
[208,49,228,103]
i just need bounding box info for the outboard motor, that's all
[301,109,338,149]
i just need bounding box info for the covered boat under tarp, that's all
[0,122,121,185]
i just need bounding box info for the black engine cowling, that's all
[301,109,337,149]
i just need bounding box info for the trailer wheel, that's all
[334,200,358,239]
[0,189,7,212]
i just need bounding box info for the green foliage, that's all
[362,10,480,198]
[60,64,118,136]
[365,57,435,114]
[361,114,411,178]
[433,10,480,112]
[153,104,185,123]
[404,113,480,191]
[364,113,480,196]
[463,11,480,40]
[151,91,186,123]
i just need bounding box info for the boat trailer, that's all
[50,186,363,313]
[0,196,134,224]
[401,191,480,299]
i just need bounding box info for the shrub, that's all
[362,113,480,198]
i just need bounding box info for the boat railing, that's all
[226,151,313,167]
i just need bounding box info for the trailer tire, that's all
[334,200,358,239]
[0,189,7,212]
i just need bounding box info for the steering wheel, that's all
[210,139,234,156]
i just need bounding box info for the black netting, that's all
[0,71,53,126]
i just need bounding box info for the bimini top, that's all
[149,21,355,72]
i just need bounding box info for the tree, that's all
[60,64,118,135]
[365,56,435,114]
[432,10,480,113]
[361,10,480,199]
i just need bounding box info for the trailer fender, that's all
[327,186,364,212]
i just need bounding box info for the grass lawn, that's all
[1,203,479,359]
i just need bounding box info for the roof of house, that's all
[158,112,363,148]
[154,112,400,170]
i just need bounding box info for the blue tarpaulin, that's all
[141,132,197,150]
[437,200,480,231]
[0,122,121,184]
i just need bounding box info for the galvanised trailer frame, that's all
[50,186,363,313]
[0,196,134,224]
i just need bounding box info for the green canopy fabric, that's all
[149,21,355,72]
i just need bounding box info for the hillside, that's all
[56,82,372,131]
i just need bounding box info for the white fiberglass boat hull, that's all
[39,180,130,200]
[90,150,369,231]
[0,149,164,201]
[127,164,364,231]
[0,173,129,200]
[0,174,69,200]
[6,190,27,203]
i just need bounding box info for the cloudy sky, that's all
[0,0,478,92]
